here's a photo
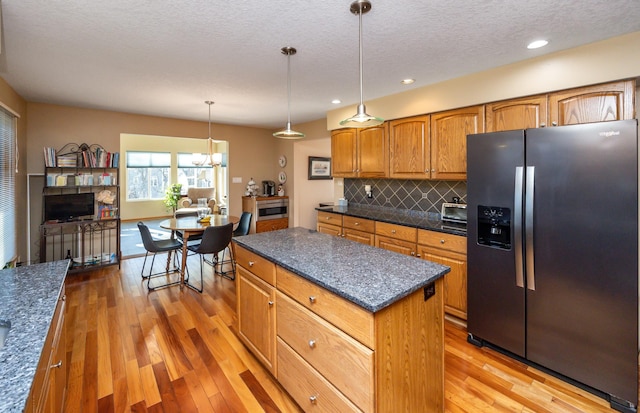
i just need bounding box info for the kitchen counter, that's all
[316,203,467,236]
[0,260,69,412]
[233,227,450,312]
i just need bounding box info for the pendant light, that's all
[273,46,305,139]
[193,100,222,166]
[340,0,383,128]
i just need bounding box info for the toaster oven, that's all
[441,202,467,223]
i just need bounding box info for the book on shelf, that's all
[43,147,57,167]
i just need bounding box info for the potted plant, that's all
[164,183,183,214]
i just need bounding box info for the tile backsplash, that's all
[344,179,467,213]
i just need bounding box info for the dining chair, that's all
[185,222,234,291]
[137,221,183,290]
[217,212,252,279]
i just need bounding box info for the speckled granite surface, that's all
[0,260,69,412]
[233,227,450,312]
[316,204,467,236]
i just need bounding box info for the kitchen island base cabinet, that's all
[235,242,445,413]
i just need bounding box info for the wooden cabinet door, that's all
[343,228,375,246]
[486,95,548,131]
[430,106,484,180]
[237,266,277,375]
[418,245,467,320]
[375,235,416,256]
[357,123,388,178]
[389,115,430,179]
[317,222,342,237]
[549,80,635,126]
[331,129,357,177]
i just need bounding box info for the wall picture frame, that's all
[308,156,332,180]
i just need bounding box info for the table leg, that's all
[180,231,190,286]
[165,230,176,272]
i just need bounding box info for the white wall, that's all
[293,137,332,229]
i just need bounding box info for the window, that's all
[0,107,17,267]
[177,153,213,192]
[126,152,171,200]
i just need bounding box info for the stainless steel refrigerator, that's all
[466,120,638,412]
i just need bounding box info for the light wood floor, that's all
[63,255,624,412]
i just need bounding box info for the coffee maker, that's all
[262,180,276,196]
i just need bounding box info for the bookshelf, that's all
[40,143,121,272]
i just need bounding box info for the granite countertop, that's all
[316,204,467,236]
[0,260,69,412]
[233,227,450,312]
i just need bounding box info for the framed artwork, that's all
[308,156,332,180]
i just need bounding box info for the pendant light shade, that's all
[274,46,305,139]
[340,0,383,128]
[193,100,222,166]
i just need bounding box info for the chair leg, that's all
[217,246,236,280]
[144,250,182,291]
[185,253,204,293]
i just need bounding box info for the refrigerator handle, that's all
[514,167,524,288]
[525,166,536,291]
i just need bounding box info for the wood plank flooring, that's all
[63,255,626,412]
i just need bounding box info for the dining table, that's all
[159,214,240,288]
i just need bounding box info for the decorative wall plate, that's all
[278,155,287,167]
[278,171,287,184]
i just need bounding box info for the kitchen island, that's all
[0,260,68,412]
[233,227,450,412]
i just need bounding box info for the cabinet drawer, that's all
[277,292,374,412]
[418,229,466,254]
[276,266,374,348]
[277,338,361,413]
[317,211,343,226]
[256,217,288,233]
[234,245,276,285]
[375,221,417,242]
[342,215,375,232]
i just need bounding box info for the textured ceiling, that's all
[2,0,640,130]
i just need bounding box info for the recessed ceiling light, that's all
[527,39,549,49]
[401,78,415,85]
[331,99,342,104]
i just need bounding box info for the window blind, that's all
[0,107,16,267]
[126,151,170,168]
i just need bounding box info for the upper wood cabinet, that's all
[430,106,484,180]
[389,115,430,179]
[331,124,388,178]
[549,80,635,126]
[486,95,548,132]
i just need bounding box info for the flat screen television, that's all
[44,193,95,222]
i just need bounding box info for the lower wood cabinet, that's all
[26,285,66,413]
[235,245,277,375]
[375,221,417,256]
[417,230,467,320]
[342,216,375,246]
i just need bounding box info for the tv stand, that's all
[40,143,120,273]
[40,218,120,272]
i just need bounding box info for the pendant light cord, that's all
[358,8,364,106]
[287,51,292,127]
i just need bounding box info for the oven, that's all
[256,198,289,221]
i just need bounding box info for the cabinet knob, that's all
[325,217,330,220]
[61,295,66,301]
[309,296,316,304]
[354,222,359,226]
[552,121,558,126]
[431,169,436,172]
[50,360,63,369]
[248,261,255,267]
[410,251,415,256]
[540,122,546,127]
[308,339,317,348]
[416,253,421,258]
[440,239,445,244]
[309,395,318,404]
[268,301,274,307]
[391,229,396,234]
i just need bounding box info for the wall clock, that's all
[278,171,287,184]
[278,155,287,168]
